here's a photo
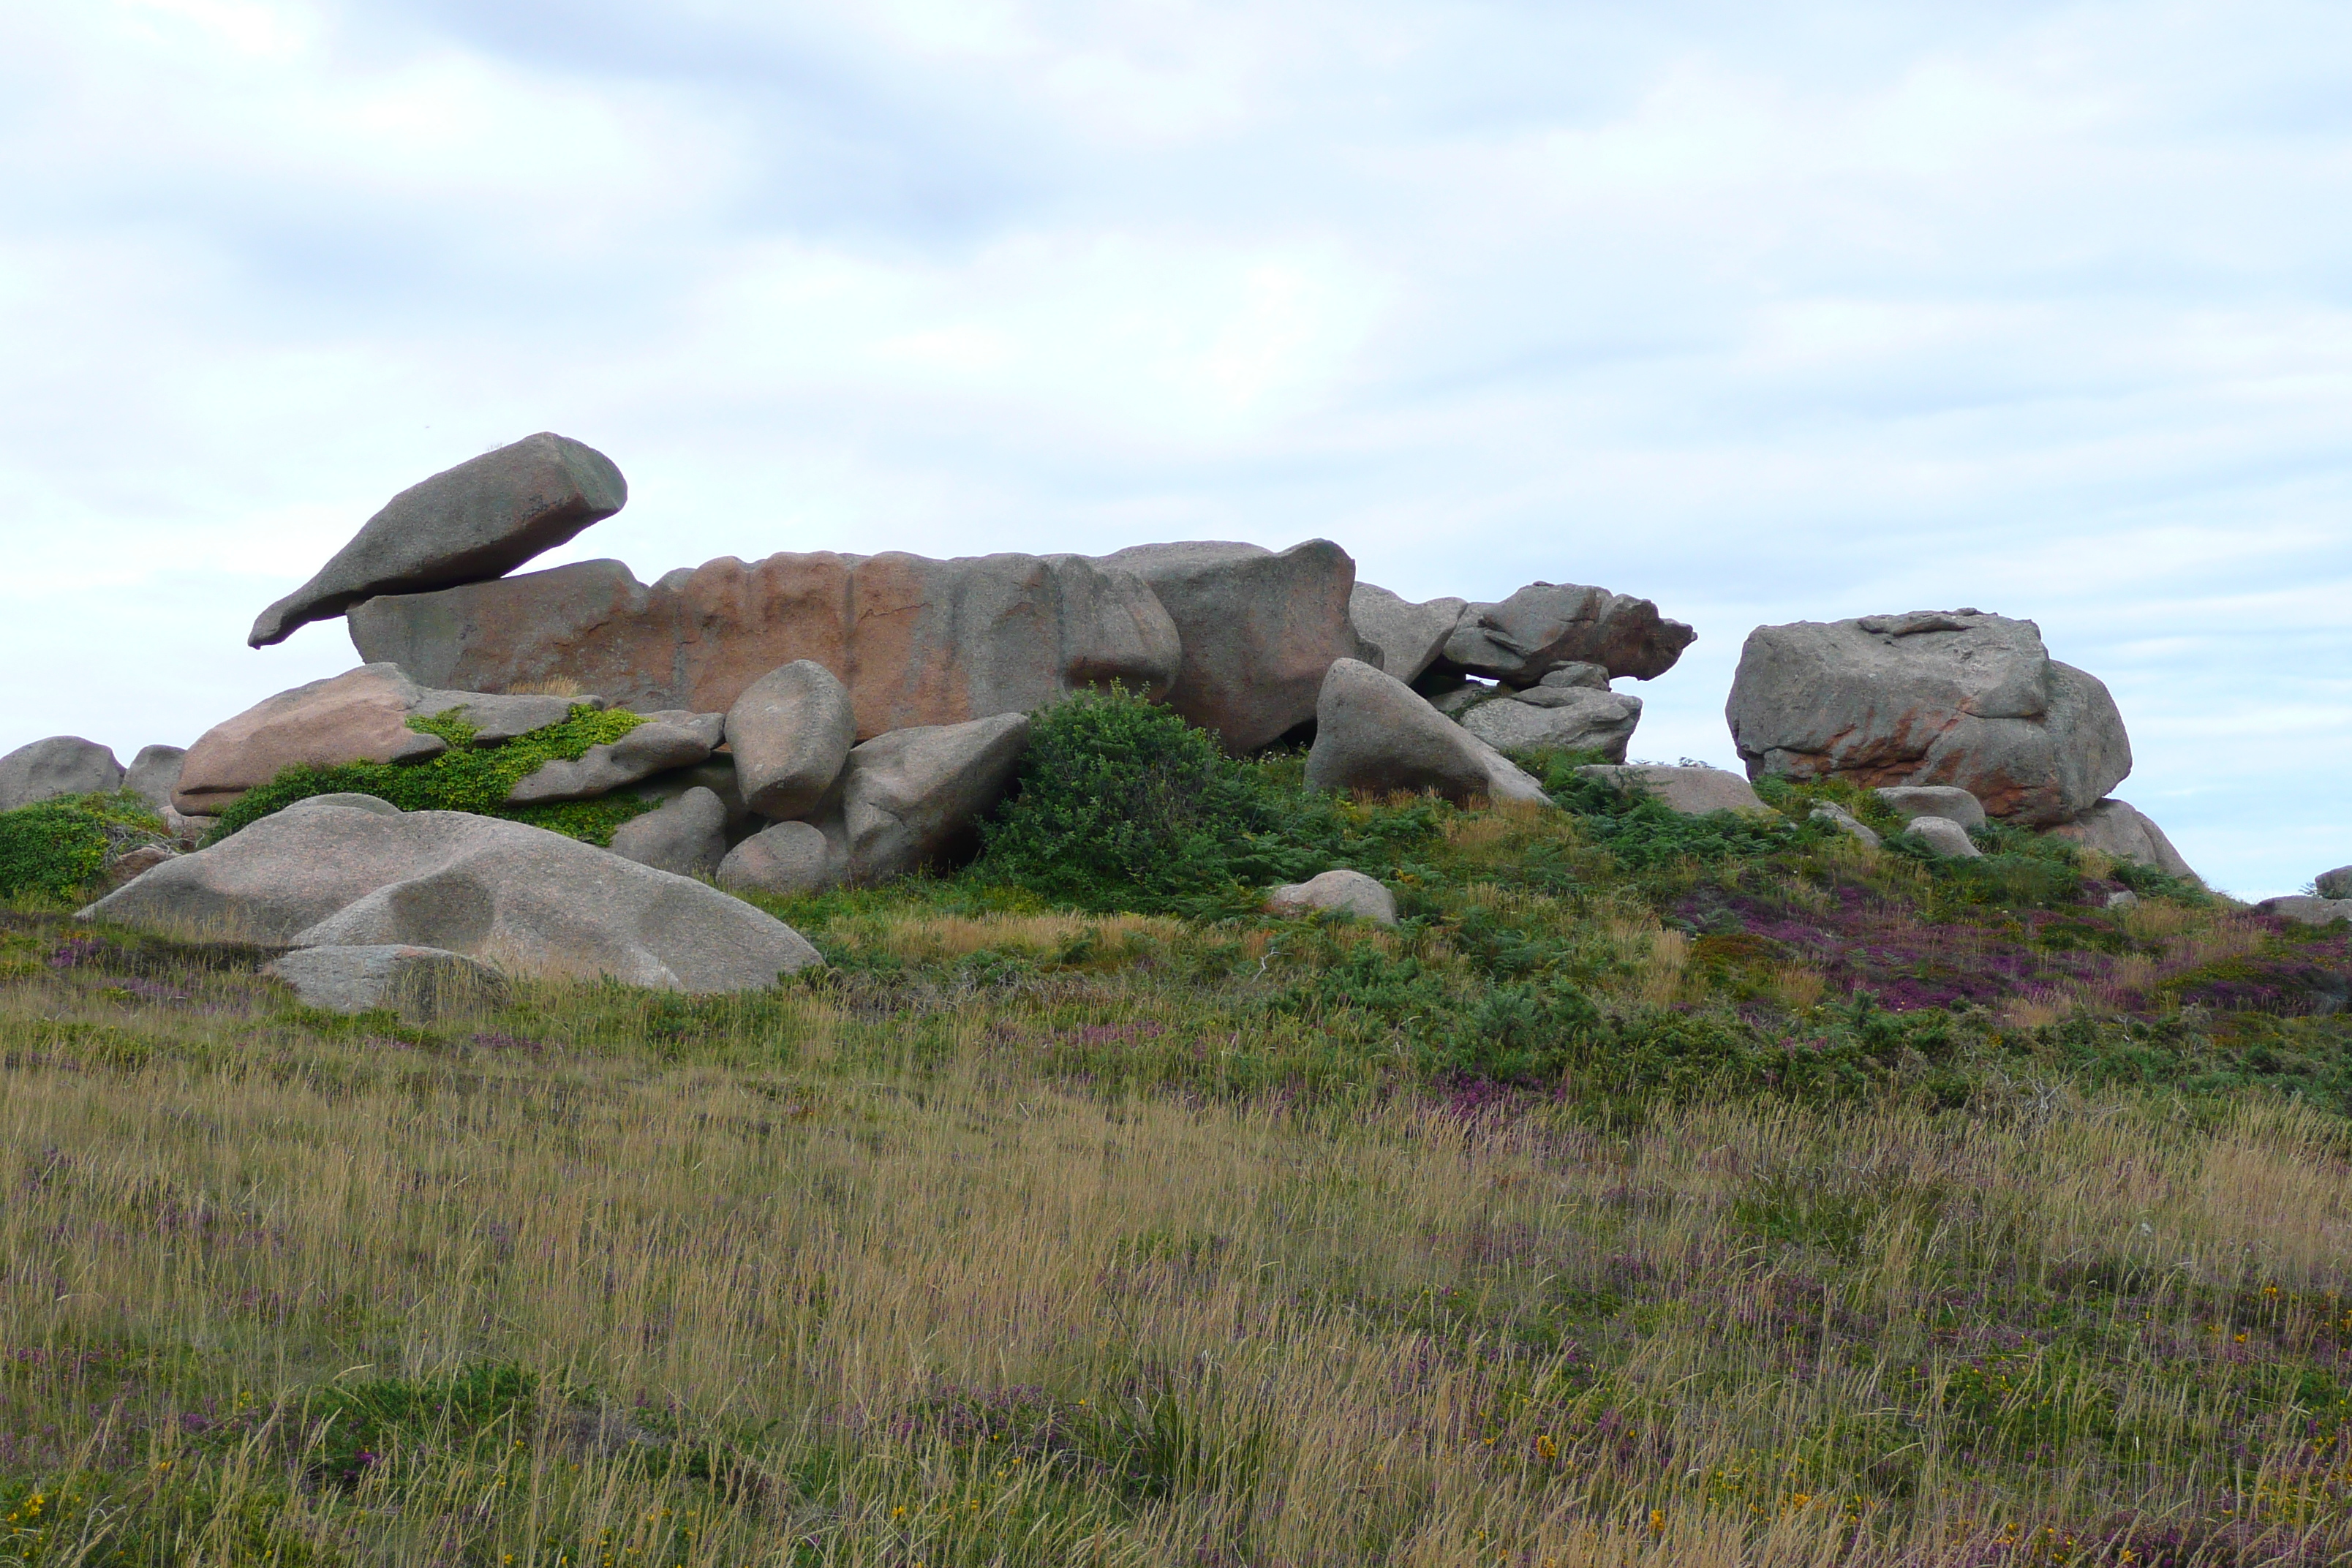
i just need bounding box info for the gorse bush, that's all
[203,704,658,845]
[0,791,168,901]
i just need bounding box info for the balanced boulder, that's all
[2046,799,2199,881]
[606,787,729,878]
[350,551,1180,740]
[249,432,627,647]
[1265,869,1398,926]
[1439,584,1695,686]
[0,736,124,812]
[265,944,509,1020]
[1575,764,1764,815]
[1303,659,1548,807]
[1349,584,1467,687]
[1458,687,1642,761]
[1095,540,1368,753]
[725,660,855,821]
[83,802,820,992]
[1725,610,2130,826]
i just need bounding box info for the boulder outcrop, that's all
[725,660,856,821]
[831,712,1033,885]
[1724,610,2130,826]
[1458,687,1642,761]
[1349,584,1466,687]
[249,432,626,647]
[350,551,1180,741]
[2046,799,2198,882]
[1096,540,1368,753]
[2318,867,2352,900]
[124,745,186,815]
[1575,764,1764,815]
[1265,869,1398,926]
[606,786,729,878]
[2260,897,2352,927]
[0,736,124,812]
[1439,584,1695,686]
[1303,659,1548,807]
[83,802,820,992]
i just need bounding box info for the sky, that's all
[2,0,2347,897]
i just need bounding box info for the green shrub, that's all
[0,802,116,900]
[203,705,657,846]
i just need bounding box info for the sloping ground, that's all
[3,764,2350,1565]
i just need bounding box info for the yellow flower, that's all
[1648,1509,1665,1537]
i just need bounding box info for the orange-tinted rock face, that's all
[349,551,1182,741]
[174,664,448,815]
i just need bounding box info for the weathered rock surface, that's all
[1811,804,1881,848]
[2046,799,2199,882]
[1349,584,1467,687]
[633,761,757,841]
[176,665,449,815]
[83,802,819,991]
[249,432,627,647]
[717,821,834,897]
[502,713,723,805]
[125,745,186,815]
[2318,867,2352,900]
[1874,785,1989,832]
[351,551,1180,741]
[833,713,1032,886]
[1725,610,2130,826]
[0,736,124,811]
[265,944,509,1020]
[2258,897,2352,927]
[1537,663,1610,691]
[1575,764,1765,815]
[1265,869,1399,926]
[1303,659,1549,807]
[726,661,856,821]
[1428,682,1500,718]
[1096,540,1368,753]
[1439,584,1695,686]
[606,787,728,878]
[1459,687,1643,761]
[106,844,180,886]
[1907,815,1983,858]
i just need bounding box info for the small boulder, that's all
[1810,804,1880,848]
[1303,659,1548,807]
[265,944,510,1020]
[1574,764,1764,815]
[2318,867,2352,900]
[249,431,627,647]
[2259,896,2352,928]
[725,660,856,821]
[1905,815,1983,858]
[1096,540,1369,752]
[2106,889,2140,910]
[1265,869,1398,926]
[0,736,125,812]
[1439,583,1695,685]
[1349,584,1467,686]
[503,713,723,804]
[1458,687,1642,761]
[124,745,186,816]
[2045,799,2199,883]
[633,760,758,841]
[717,821,837,898]
[606,787,728,878]
[1874,785,1989,832]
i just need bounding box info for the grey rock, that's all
[0,736,125,812]
[834,712,1032,885]
[249,431,626,647]
[1906,815,1983,858]
[2258,896,2352,928]
[2106,890,2140,910]
[1096,540,1369,753]
[1575,764,1765,816]
[606,787,728,878]
[1427,682,1501,718]
[2318,867,2352,900]
[717,821,836,898]
[82,802,820,992]
[1725,611,2130,826]
[633,761,757,840]
[280,792,402,820]
[2046,798,2200,882]
[423,690,600,744]
[125,745,186,815]
[1810,804,1881,849]
[1349,584,1468,686]
[1458,687,1643,761]
[1537,663,1610,691]
[1439,583,1695,685]
[504,716,720,804]
[725,661,856,821]
[1874,785,1989,832]
[1303,659,1549,807]
[265,944,510,1021]
[1265,869,1398,926]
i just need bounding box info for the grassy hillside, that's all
[4,720,2350,1565]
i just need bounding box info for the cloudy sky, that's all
[4,0,2347,895]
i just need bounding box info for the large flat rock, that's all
[350,551,1180,741]
[250,432,626,647]
[82,801,819,992]
[1303,658,1548,807]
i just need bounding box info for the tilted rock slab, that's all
[1725,610,2130,827]
[350,551,1180,742]
[502,712,724,804]
[174,664,606,816]
[1458,686,1643,762]
[1303,659,1548,807]
[1096,540,1369,753]
[2046,798,2199,882]
[1349,584,1467,687]
[0,736,124,812]
[1439,583,1696,686]
[249,432,627,647]
[83,799,820,992]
